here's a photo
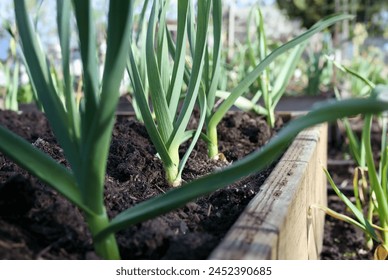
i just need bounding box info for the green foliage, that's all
[0,0,133,259]
[17,84,34,104]
[0,36,19,111]
[277,0,337,28]
[3,1,387,260]
[204,13,353,158]
[128,0,210,186]
[277,0,388,34]
[321,107,388,259]
[337,47,388,97]
[321,57,388,258]
[242,7,307,125]
[96,95,388,242]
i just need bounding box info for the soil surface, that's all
[0,109,282,260]
[321,193,374,260]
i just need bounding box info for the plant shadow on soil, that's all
[0,109,285,259]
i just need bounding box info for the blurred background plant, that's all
[334,23,388,99]
[276,0,388,95]
[301,31,334,96]
[0,35,19,111]
[239,6,307,126]
[276,0,388,33]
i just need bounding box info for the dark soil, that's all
[0,109,282,260]
[321,194,373,260]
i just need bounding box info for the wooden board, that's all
[209,123,328,259]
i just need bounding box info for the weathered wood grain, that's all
[209,122,327,260]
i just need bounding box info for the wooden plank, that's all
[209,123,327,259]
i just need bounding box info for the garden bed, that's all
[210,122,327,259]
[0,108,331,260]
[0,109,285,259]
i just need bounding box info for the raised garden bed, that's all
[210,122,327,259]
[0,109,327,259]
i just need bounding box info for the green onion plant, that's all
[243,7,306,127]
[202,13,353,159]
[128,0,211,186]
[313,59,388,259]
[0,0,133,259]
[210,7,325,130]
[96,93,388,248]
[126,0,150,122]
[129,2,352,164]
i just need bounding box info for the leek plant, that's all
[128,0,210,186]
[0,0,133,259]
